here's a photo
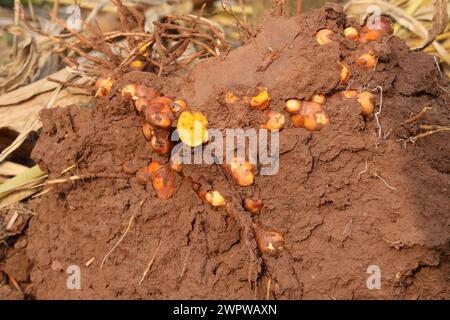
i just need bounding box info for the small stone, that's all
[51,259,64,272]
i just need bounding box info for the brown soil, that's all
[3,4,449,299]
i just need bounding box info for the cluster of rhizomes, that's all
[116,83,282,256]
[119,84,188,200]
[215,18,392,255]
[95,18,393,257]
[281,18,394,131]
[118,84,259,211]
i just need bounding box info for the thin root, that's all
[138,240,162,286]
[419,124,450,131]
[357,161,368,180]
[178,245,192,282]
[373,173,397,191]
[31,187,53,199]
[342,218,354,237]
[35,173,127,188]
[61,164,77,174]
[100,200,144,271]
[266,278,271,300]
[403,107,432,125]
[85,257,95,267]
[4,271,21,292]
[409,128,450,144]
[373,86,384,148]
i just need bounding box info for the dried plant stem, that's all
[239,0,248,26]
[254,270,258,299]
[13,0,20,54]
[296,0,303,15]
[167,15,227,50]
[50,12,119,64]
[108,38,155,80]
[19,0,227,81]
[189,39,218,57]
[221,0,254,41]
[19,3,116,70]
[104,32,153,41]
[47,77,93,91]
[0,82,66,162]
[279,0,286,16]
[27,0,36,22]
[111,0,144,48]
[52,0,59,20]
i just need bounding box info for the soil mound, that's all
[27,4,449,299]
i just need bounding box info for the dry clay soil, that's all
[1,4,449,299]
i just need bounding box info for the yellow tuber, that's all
[144,103,174,129]
[148,161,176,200]
[169,158,183,173]
[261,111,285,131]
[291,101,330,131]
[149,128,172,156]
[356,53,377,69]
[225,157,255,187]
[250,86,271,110]
[205,191,226,207]
[170,99,189,119]
[142,123,153,141]
[130,60,146,71]
[176,111,209,147]
[121,84,160,103]
[342,90,375,117]
[311,94,326,105]
[225,91,239,104]
[361,17,393,42]
[340,63,350,83]
[344,27,359,41]
[255,228,284,256]
[357,91,375,117]
[244,198,263,215]
[95,78,113,97]
[285,99,302,115]
[136,167,151,186]
[315,29,334,45]
[342,90,358,99]
[122,160,140,175]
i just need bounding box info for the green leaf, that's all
[0,164,46,208]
